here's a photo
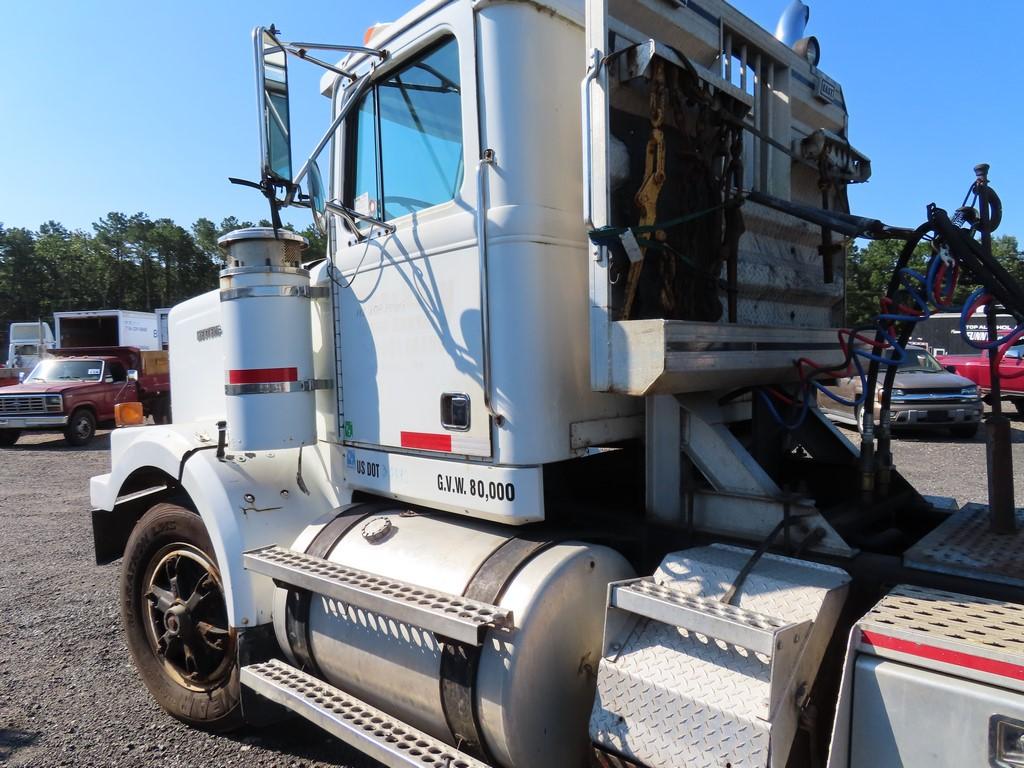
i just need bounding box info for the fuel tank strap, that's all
[439,535,556,762]
[284,503,389,678]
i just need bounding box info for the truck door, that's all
[332,7,491,458]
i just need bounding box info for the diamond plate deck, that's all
[591,545,850,768]
[904,503,1024,588]
[857,584,1024,693]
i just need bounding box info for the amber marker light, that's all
[115,402,145,427]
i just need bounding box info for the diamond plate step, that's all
[241,659,491,768]
[611,578,810,656]
[591,544,850,768]
[243,545,513,645]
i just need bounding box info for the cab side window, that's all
[346,36,463,223]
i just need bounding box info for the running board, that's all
[243,545,513,645]
[242,659,491,768]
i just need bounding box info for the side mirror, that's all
[17,372,25,383]
[127,369,139,382]
[255,26,293,184]
[945,365,956,373]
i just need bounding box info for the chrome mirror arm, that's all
[325,201,396,238]
[287,71,375,205]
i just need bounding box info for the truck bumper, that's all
[0,414,69,429]
[888,401,983,426]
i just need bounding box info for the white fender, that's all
[90,419,346,627]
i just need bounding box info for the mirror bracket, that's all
[250,25,389,234]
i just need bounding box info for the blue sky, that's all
[1,1,1022,238]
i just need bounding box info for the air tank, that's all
[218,227,320,451]
[272,508,634,768]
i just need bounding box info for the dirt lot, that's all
[1,419,1023,767]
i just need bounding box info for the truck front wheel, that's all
[64,408,96,446]
[121,503,242,731]
[0,429,21,446]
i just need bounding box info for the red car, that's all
[937,343,1024,415]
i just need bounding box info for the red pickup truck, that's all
[937,343,1024,415]
[0,346,170,447]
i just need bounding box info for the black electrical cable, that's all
[721,515,805,606]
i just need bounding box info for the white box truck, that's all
[53,310,159,350]
[155,307,171,350]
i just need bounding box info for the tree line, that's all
[0,213,325,348]
[0,211,1019,349]
[845,234,1023,327]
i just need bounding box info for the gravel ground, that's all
[0,430,367,768]
[1,417,1022,767]
[888,410,1024,504]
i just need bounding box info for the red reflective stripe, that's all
[860,630,1024,681]
[400,431,452,452]
[227,367,299,384]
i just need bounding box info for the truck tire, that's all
[121,503,242,731]
[0,429,21,446]
[64,408,96,446]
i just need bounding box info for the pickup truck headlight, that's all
[44,394,62,412]
[891,388,905,398]
[962,385,980,397]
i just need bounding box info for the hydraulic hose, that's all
[859,223,934,501]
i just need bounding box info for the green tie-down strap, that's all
[587,199,738,262]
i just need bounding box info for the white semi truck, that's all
[89,1,1024,766]
[5,321,55,369]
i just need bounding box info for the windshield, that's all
[26,359,104,383]
[895,348,943,373]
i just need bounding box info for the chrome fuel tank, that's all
[273,508,634,768]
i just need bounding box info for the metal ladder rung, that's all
[610,578,810,656]
[242,659,491,768]
[243,545,513,645]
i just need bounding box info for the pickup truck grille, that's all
[0,395,62,415]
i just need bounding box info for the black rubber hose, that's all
[859,223,934,500]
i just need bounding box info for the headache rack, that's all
[584,0,871,395]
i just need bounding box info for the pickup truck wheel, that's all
[64,408,96,446]
[0,429,21,446]
[152,396,171,425]
[121,503,242,731]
